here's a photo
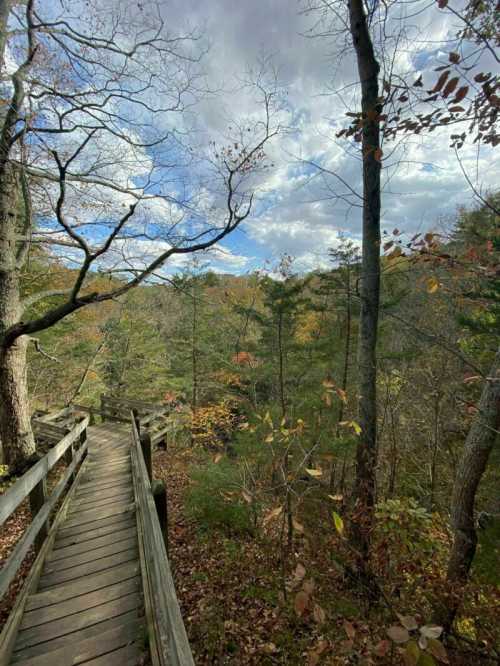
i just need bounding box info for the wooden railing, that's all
[130,412,194,666]
[0,417,89,599]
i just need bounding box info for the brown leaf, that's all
[313,603,326,625]
[448,52,460,63]
[442,77,459,97]
[374,639,390,657]
[303,579,315,594]
[387,625,410,643]
[397,614,419,631]
[344,620,356,640]
[294,590,309,617]
[452,86,468,103]
[294,562,306,580]
[427,638,449,663]
[263,505,282,525]
[292,519,304,534]
[432,70,449,93]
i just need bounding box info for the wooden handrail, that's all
[0,417,89,599]
[0,417,89,526]
[130,413,194,666]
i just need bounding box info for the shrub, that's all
[186,461,254,536]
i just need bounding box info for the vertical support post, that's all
[152,479,169,556]
[29,462,49,553]
[140,431,152,483]
[64,439,74,483]
[79,427,87,464]
[132,408,141,439]
[101,394,107,422]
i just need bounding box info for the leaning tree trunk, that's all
[348,0,382,561]
[436,347,500,630]
[0,167,36,471]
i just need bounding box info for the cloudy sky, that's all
[7,0,498,277]
[158,0,498,274]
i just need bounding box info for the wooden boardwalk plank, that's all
[38,545,138,590]
[49,526,136,561]
[53,517,135,549]
[20,577,141,629]
[72,478,131,497]
[25,561,141,612]
[11,622,143,666]
[42,536,138,574]
[68,491,133,514]
[58,501,135,531]
[73,484,132,502]
[11,611,140,662]
[4,421,149,666]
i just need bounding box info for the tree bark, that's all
[0,167,36,470]
[437,346,500,630]
[348,0,382,560]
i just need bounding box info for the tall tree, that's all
[0,0,280,469]
[347,0,382,561]
[437,346,500,630]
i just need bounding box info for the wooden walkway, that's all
[7,423,145,665]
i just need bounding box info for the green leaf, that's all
[403,640,420,666]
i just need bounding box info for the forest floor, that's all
[0,447,497,664]
[154,447,499,666]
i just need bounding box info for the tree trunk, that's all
[277,311,286,418]
[0,168,36,470]
[436,347,500,630]
[348,0,382,560]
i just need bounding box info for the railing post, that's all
[152,479,169,556]
[28,454,49,553]
[132,408,140,438]
[140,431,152,482]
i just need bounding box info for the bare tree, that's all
[0,0,281,469]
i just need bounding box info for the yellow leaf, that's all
[214,453,223,463]
[350,421,362,436]
[332,511,344,535]
[328,494,343,501]
[263,506,283,525]
[292,519,304,533]
[265,433,274,443]
[305,468,323,478]
[426,276,439,293]
[242,491,252,504]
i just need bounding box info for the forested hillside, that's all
[0,0,498,664]
[6,197,496,664]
